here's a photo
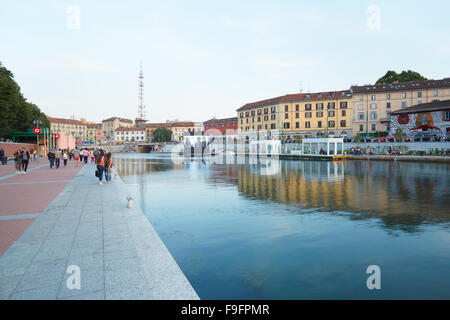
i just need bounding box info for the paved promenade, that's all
[0,159,199,300]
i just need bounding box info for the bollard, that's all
[127,196,134,208]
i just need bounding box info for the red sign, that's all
[33,128,41,134]
[55,134,60,139]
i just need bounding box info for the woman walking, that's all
[104,152,113,184]
[63,149,68,167]
[14,150,22,174]
[96,150,105,185]
[21,148,30,174]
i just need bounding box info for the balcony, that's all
[380,118,390,123]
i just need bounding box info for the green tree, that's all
[152,127,173,142]
[0,62,49,136]
[375,70,427,84]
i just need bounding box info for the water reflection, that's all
[113,155,450,233]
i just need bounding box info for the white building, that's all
[114,127,146,143]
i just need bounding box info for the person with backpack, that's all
[104,152,113,184]
[21,148,30,174]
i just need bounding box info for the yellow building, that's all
[101,117,133,142]
[236,90,352,138]
[351,78,450,136]
[47,117,88,143]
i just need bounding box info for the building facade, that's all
[203,117,238,135]
[236,90,352,139]
[351,78,450,136]
[102,117,133,142]
[145,121,196,143]
[47,117,88,144]
[388,99,450,138]
[114,127,146,143]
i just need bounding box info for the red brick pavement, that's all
[0,160,83,256]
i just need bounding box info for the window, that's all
[252,117,255,123]
[305,121,311,128]
[340,120,346,127]
[265,124,268,130]
[444,111,450,121]
[358,104,364,110]
[271,114,276,120]
[257,125,262,130]
[257,109,261,115]
[386,93,391,100]
[402,101,407,108]
[371,124,376,131]
[417,100,422,104]
[285,105,289,112]
[328,111,335,117]
[245,112,249,117]
[271,123,276,129]
[264,108,268,114]
[246,119,248,123]
[340,101,347,109]
[317,121,322,128]
[257,116,261,122]
[271,107,276,113]
[433,90,438,97]
[359,95,363,101]
[417,91,422,98]
[359,125,364,131]
[305,112,312,118]
[371,95,376,101]
[370,113,377,120]
[285,113,289,119]
[398,114,409,124]
[295,113,299,119]
[341,110,346,116]
[264,115,268,121]
[327,102,335,110]
[386,102,391,109]
[316,111,323,117]
[295,122,299,129]
[370,103,377,110]
[295,104,299,111]
[251,110,255,116]
[305,104,312,110]
[402,92,407,98]
[329,121,335,128]
[358,113,365,120]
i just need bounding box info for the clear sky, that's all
[1,0,449,123]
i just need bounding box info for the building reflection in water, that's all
[113,155,450,232]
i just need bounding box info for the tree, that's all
[152,127,173,142]
[375,70,427,84]
[393,128,405,142]
[0,62,49,136]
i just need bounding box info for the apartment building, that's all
[351,78,450,136]
[102,117,133,142]
[114,127,146,143]
[145,122,196,143]
[236,90,352,139]
[203,117,238,135]
[47,117,88,143]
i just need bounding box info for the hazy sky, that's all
[1,0,449,123]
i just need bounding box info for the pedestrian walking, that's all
[63,149,68,167]
[14,150,22,174]
[83,148,89,164]
[73,147,80,166]
[104,152,113,184]
[0,148,5,165]
[96,150,105,185]
[55,149,61,169]
[90,149,95,163]
[93,148,99,164]
[48,149,55,168]
[22,149,30,173]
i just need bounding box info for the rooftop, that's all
[351,78,450,94]
[389,99,450,115]
[204,117,238,124]
[102,117,133,123]
[47,117,86,126]
[236,90,352,112]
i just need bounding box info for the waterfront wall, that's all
[344,141,450,153]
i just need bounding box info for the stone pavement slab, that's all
[0,162,199,300]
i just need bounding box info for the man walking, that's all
[22,148,30,174]
[55,149,61,169]
[48,149,55,168]
[83,148,89,164]
[73,147,80,167]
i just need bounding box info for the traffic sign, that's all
[55,134,60,139]
[33,127,41,134]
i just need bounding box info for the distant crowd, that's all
[46,147,113,185]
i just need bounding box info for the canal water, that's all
[113,153,450,299]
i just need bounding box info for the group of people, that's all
[13,148,35,174]
[46,147,113,185]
